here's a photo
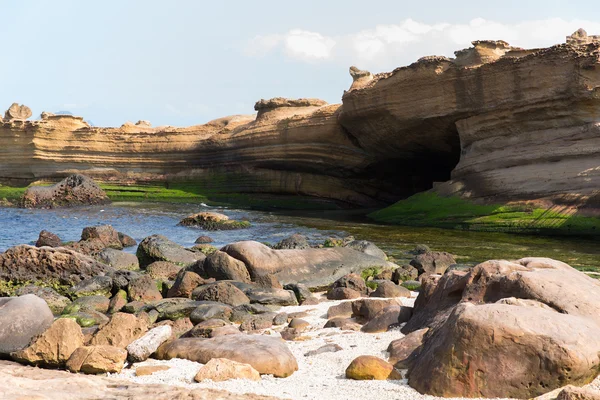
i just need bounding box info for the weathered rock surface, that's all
[137,234,204,268]
[156,334,298,377]
[11,318,84,367]
[194,358,261,382]
[21,174,110,208]
[96,248,139,270]
[0,360,277,399]
[0,245,113,286]
[221,241,397,288]
[203,251,251,282]
[90,312,148,348]
[405,257,600,398]
[66,345,127,374]
[36,230,62,247]
[345,355,402,380]
[0,295,54,356]
[4,103,32,120]
[126,325,172,362]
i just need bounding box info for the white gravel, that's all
[110,293,599,400]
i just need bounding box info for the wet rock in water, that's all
[391,265,419,283]
[179,212,251,231]
[370,281,410,298]
[146,261,182,280]
[195,235,214,244]
[118,232,137,248]
[69,276,113,298]
[21,174,110,209]
[345,355,402,380]
[387,328,428,368]
[192,281,250,307]
[128,275,163,302]
[167,270,205,298]
[137,234,204,268]
[0,245,113,287]
[344,240,387,260]
[274,234,310,250]
[15,285,71,315]
[66,345,127,374]
[156,334,298,377]
[4,103,32,120]
[63,295,110,314]
[202,251,251,283]
[190,302,233,324]
[195,358,261,382]
[126,325,172,362]
[220,240,398,289]
[406,258,600,398]
[90,312,148,348]
[327,287,361,300]
[36,230,62,247]
[410,251,456,276]
[330,273,367,295]
[96,248,139,270]
[11,318,84,367]
[304,343,343,357]
[0,295,54,356]
[361,305,412,333]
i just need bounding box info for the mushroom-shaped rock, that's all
[348,66,374,91]
[4,103,32,120]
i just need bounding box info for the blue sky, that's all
[1,0,599,127]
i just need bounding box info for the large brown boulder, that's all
[221,241,397,288]
[192,281,250,307]
[21,174,110,209]
[203,251,251,283]
[194,358,261,382]
[0,245,113,287]
[405,257,600,398]
[345,355,401,380]
[11,318,84,367]
[89,312,148,348]
[409,251,456,276]
[156,334,298,377]
[66,345,127,374]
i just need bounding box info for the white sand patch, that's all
[111,293,598,400]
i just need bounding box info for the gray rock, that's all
[305,343,343,356]
[136,235,204,268]
[344,240,387,260]
[96,249,139,271]
[410,251,456,276]
[0,294,53,356]
[189,302,233,324]
[126,325,172,362]
[192,282,249,307]
[109,270,141,291]
[16,285,71,315]
[274,234,310,250]
[69,276,113,298]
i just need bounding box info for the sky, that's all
[1,0,600,127]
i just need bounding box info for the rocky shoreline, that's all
[1,205,600,399]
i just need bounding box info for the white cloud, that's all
[245,18,600,72]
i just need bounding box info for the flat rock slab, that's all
[157,334,298,377]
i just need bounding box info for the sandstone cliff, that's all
[1,30,599,210]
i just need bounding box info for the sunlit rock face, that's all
[1,30,599,208]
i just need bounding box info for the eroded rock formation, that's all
[1,29,599,209]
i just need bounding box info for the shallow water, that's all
[0,202,599,271]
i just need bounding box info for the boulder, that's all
[66,345,127,374]
[0,245,113,287]
[61,310,109,328]
[137,234,204,268]
[186,319,231,338]
[221,241,397,288]
[63,295,110,314]
[274,234,310,250]
[69,276,113,298]
[240,315,273,332]
[35,230,61,247]
[345,356,402,380]
[146,261,182,280]
[253,273,283,289]
[329,273,367,295]
[4,103,32,120]
[128,275,163,302]
[410,251,456,276]
[21,174,110,209]
[152,299,204,321]
[178,212,250,230]
[405,257,600,398]
[195,235,214,244]
[241,285,298,306]
[351,298,400,322]
[323,318,362,331]
[118,232,137,247]
[190,302,233,324]
[327,301,353,319]
[156,334,298,377]
[203,251,251,283]
[195,358,261,382]
[15,285,71,315]
[0,295,54,356]
[81,225,122,249]
[361,305,412,333]
[110,269,141,291]
[370,281,410,298]
[11,318,84,367]
[392,265,419,283]
[344,240,387,259]
[327,287,361,300]
[387,327,428,368]
[167,270,205,298]
[126,325,172,362]
[108,290,128,314]
[96,248,139,270]
[556,386,600,400]
[90,312,148,348]
[283,283,312,304]
[192,281,250,307]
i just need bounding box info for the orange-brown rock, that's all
[66,345,127,374]
[345,355,402,380]
[194,358,261,382]
[90,312,148,348]
[135,365,171,376]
